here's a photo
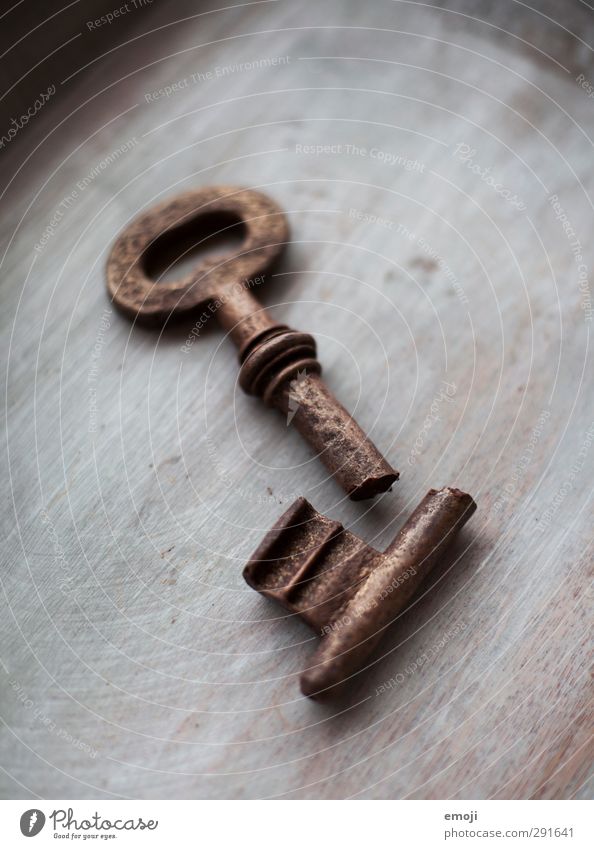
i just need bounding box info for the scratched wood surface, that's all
[1,0,593,800]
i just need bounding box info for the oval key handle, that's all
[106,184,398,500]
[107,185,288,341]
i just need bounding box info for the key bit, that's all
[244,487,476,698]
[107,185,398,499]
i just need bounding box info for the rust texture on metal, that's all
[107,185,397,500]
[244,487,477,698]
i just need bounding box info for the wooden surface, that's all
[1,0,593,800]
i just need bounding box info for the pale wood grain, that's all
[1,0,592,800]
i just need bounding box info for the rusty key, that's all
[244,487,476,697]
[107,185,398,499]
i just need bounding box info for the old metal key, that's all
[244,487,476,697]
[107,185,398,499]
